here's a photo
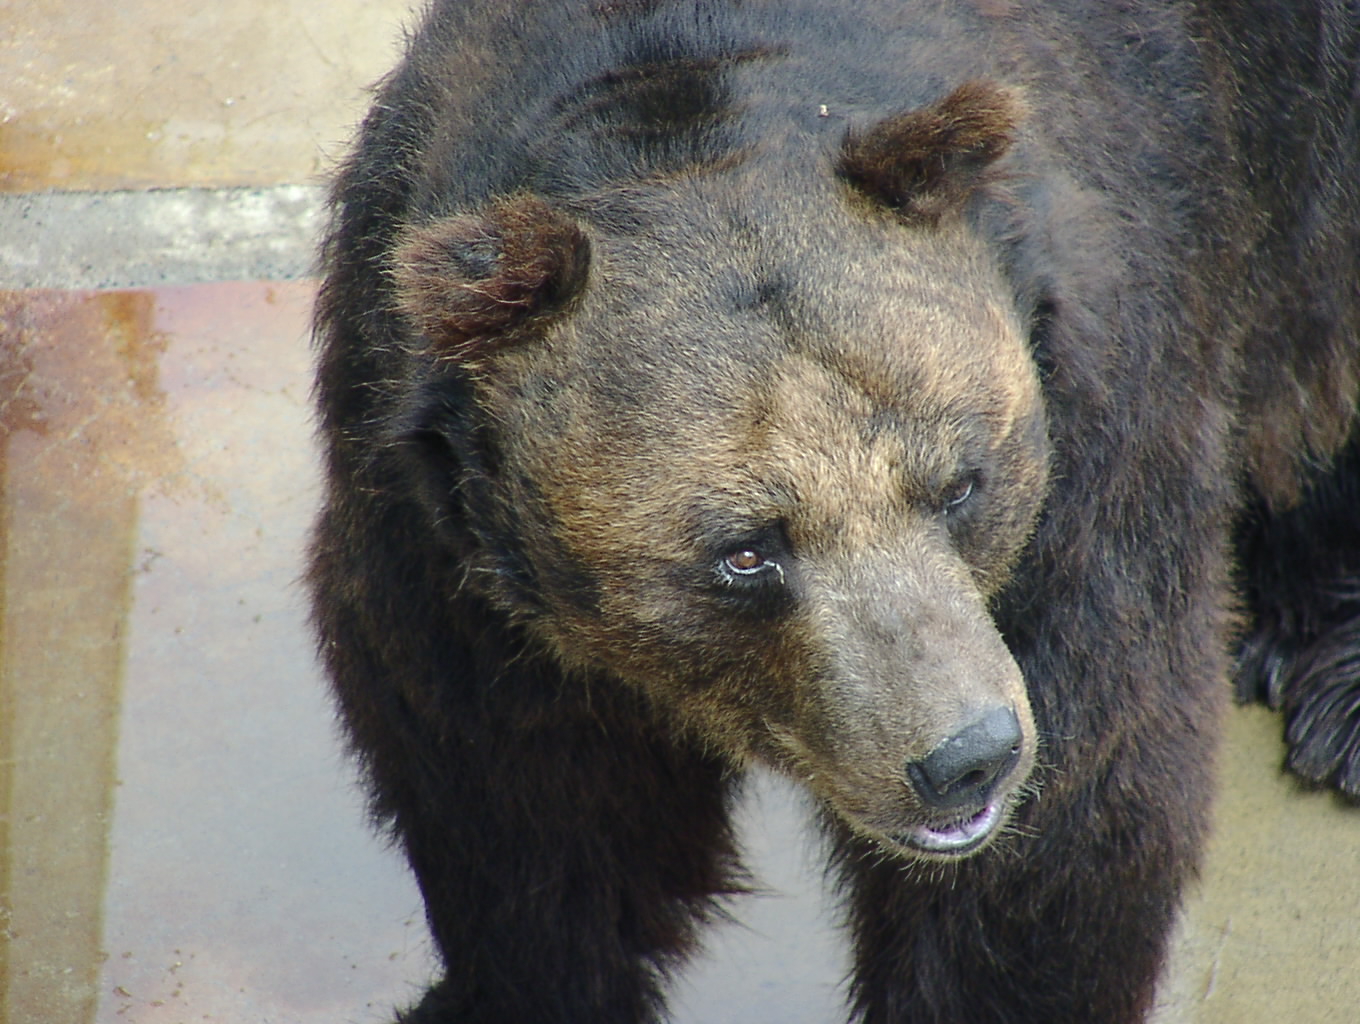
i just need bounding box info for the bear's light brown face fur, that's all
[390,83,1048,858]
[427,188,1049,858]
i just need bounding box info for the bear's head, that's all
[388,81,1048,860]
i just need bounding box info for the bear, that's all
[307,2,1360,1022]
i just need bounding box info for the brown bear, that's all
[307,2,1360,1021]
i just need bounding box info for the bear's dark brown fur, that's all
[309,2,1360,1021]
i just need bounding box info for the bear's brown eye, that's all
[717,546,787,592]
[943,475,977,512]
[725,549,766,573]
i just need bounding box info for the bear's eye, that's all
[725,549,765,573]
[942,474,978,513]
[718,547,786,587]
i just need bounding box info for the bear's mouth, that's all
[892,800,1004,858]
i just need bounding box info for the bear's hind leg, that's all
[1237,430,1360,799]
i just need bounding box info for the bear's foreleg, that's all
[829,760,1205,1023]
[377,674,743,1024]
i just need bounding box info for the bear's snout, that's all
[772,546,1037,860]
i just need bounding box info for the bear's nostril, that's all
[906,706,1023,812]
[960,768,989,789]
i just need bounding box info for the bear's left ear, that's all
[839,80,1025,225]
[391,193,591,365]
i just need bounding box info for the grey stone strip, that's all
[0,185,327,290]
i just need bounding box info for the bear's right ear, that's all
[839,80,1025,226]
[391,194,591,364]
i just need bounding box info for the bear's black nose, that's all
[906,706,1022,812]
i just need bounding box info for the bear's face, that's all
[390,83,1048,859]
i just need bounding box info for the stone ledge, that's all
[0,185,325,290]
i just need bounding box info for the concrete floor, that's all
[1,3,1356,1022]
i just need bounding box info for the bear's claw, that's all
[1238,597,1360,801]
[1281,613,1360,799]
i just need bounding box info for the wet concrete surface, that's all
[1,2,1357,1022]
[1,285,436,1024]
